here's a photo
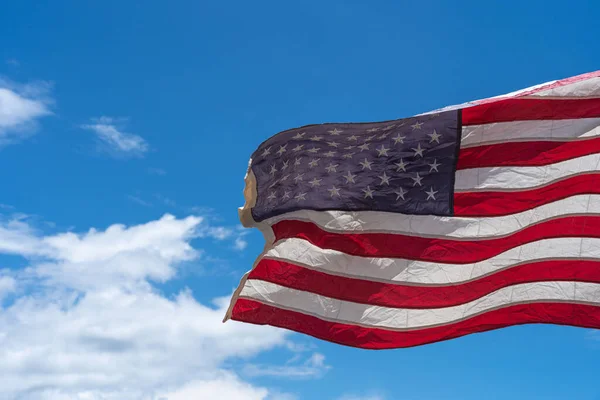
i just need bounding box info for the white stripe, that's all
[420,73,598,117]
[527,76,600,98]
[265,237,600,285]
[455,152,600,191]
[240,279,600,330]
[266,195,600,239]
[461,118,600,148]
[418,81,559,116]
[493,80,557,98]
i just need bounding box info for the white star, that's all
[292,132,306,140]
[366,134,377,141]
[308,158,320,168]
[344,145,355,150]
[294,158,302,167]
[294,173,304,183]
[359,158,373,170]
[261,146,271,158]
[378,172,391,186]
[366,127,379,133]
[328,141,340,148]
[394,187,407,200]
[428,159,441,172]
[295,192,307,201]
[269,164,277,176]
[378,132,390,139]
[308,178,322,187]
[323,150,336,157]
[328,128,343,135]
[357,143,370,151]
[281,174,290,181]
[392,134,405,145]
[328,186,341,197]
[376,145,390,157]
[325,163,338,173]
[267,192,277,201]
[411,121,424,130]
[342,152,355,159]
[276,144,287,156]
[394,159,408,172]
[310,135,323,142]
[348,135,359,141]
[425,187,438,200]
[382,124,396,131]
[412,143,425,158]
[343,171,357,184]
[281,160,289,170]
[292,144,304,152]
[428,129,442,143]
[282,190,292,200]
[307,147,319,154]
[362,186,374,199]
[412,173,423,187]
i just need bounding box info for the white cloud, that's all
[0,79,52,146]
[0,216,51,257]
[81,117,148,157]
[0,213,297,399]
[20,214,202,290]
[158,372,269,400]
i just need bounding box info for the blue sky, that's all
[1,1,599,399]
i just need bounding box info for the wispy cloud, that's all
[154,193,178,207]
[126,194,153,207]
[337,394,386,400]
[233,226,250,251]
[0,78,53,147]
[243,352,331,379]
[148,167,167,176]
[81,116,148,157]
[234,236,248,250]
[5,59,19,67]
[586,330,600,342]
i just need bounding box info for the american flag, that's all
[224,71,600,349]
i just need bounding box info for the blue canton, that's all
[250,110,460,222]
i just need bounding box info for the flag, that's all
[224,71,600,349]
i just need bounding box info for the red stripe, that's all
[462,98,600,126]
[249,259,600,309]
[272,216,600,263]
[454,173,600,217]
[457,136,600,169]
[231,299,600,349]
